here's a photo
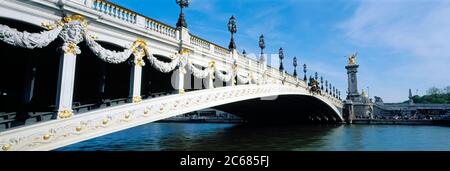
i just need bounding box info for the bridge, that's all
[0,0,343,151]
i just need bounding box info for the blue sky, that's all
[110,0,450,102]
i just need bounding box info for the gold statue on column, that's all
[348,52,357,65]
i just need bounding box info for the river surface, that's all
[57,123,450,151]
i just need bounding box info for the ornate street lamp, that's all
[333,86,336,97]
[228,15,237,50]
[303,64,307,81]
[325,80,328,93]
[308,75,313,86]
[314,72,318,81]
[259,34,265,63]
[176,0,191,28]
[293,57,297,77]
[279,48,284,71]
[320,76,323,90]
[242,49,247,57]
[329,83,332,95]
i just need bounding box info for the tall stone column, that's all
[204,61,215,89]
[176,18,190,93]
[129,57,143,103]
[205,71,214,89]
[55,44,79,119]
[345,53,359,101]
[173,65,186,94]
[129,40,146,103]
[55,15,86,119]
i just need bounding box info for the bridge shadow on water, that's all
[56,122,345,151]
[213,94,341,123]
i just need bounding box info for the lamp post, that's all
[329,83,332,95]
[259,34,265,63]
[228,15,237,50]
[333,86,336,97]
[293,57,297,77]
[279,48,284,72]
[320,76,323,90]
[308,75,313,86]
[325,80,328,93]
[303,64,307,81]
[175,0,190,28]
[242,49,247,57]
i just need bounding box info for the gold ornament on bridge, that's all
[124,111,132,119]
[208,61,216,69]
[132,96,142,103]
[41,21,54,30]
[348,52,357,65]
[64,42,78,55]
[132,39,147,57]
[43,133,51,140]
[159,105,165,113]
[89,34,98,40]
[102,118,109,125]
[132,39,147,67]
[135,58,144,67]
[41,20,64,30]
[63,15,87,28]
[2,144,11,151]
[58,109,73,119]
[75,126,82,132]
[180,48,190,55]
[179,88,185,95]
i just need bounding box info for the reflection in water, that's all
[57,123,450,151]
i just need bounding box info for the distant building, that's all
[373,91,450,119]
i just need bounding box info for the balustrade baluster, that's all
[123,11,127,21]
[106,4,110,15]
[111,6,116,17]
[101,2,106,13]
[95,0,101,11]
[130,13,134,23]
[119,9,123,20]
[129,13,133,23]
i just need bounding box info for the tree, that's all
[426,87,441,95]
[444,86,450,94]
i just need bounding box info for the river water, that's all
[57,123,450,151]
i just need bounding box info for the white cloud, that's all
[342,0,450,60]
[339,0,450,102]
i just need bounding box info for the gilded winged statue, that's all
[348,52,357,65]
